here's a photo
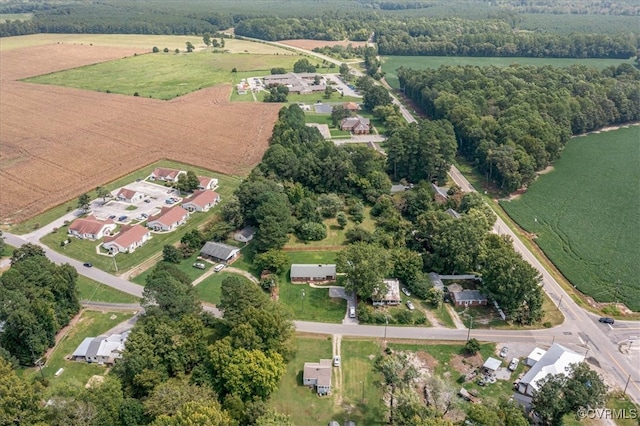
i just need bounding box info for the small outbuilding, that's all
[233,226,256,243]
[483,357,502,374]
[525,347,547,367]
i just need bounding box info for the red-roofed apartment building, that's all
[116,188,145,203]
[182,190,220,212]
[103,224,151,254]
[149,167,185,183]
[147,206,189,232]
[197,176,219,190]
[68,215,116,240]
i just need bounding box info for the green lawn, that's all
[24,51,302,100]
[10,159,242,235]
[76,275,139,304]
[196,271,254,305]
[285,207,375,249]
[1,243,15,258]
[0,13,32,22]
[26,310,134,397]
[132,253,211,285]
[279,251,346,322]
[382,56,637,89]
[500,126,640,311]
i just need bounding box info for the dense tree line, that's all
[234,15,371,41]
[398,63,640,191]
[376,17,637,58]
[0,244,80,365]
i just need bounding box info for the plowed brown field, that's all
[0,44,281,224]
[278,39,367,50]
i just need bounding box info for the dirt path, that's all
[446,305,466,330]
[225,266,259,283]
[423,308,443,328]
[332,334,343,407]
[42,309,85,365]
[121,251,162,280]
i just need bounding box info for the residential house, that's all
[197,176,219,190]
[146,206,189,232]
[517,344,585,396]
[233,226,256,243]
[68,215,116,240]
[525,347,548,367]
[71,331,130,365]
[451,289,488,307]
[200,241,241,263]
[149,167,185,183]
[372,278,402,306]
[314,103,333,114]
[431,183,449,203]
[303,359,332,395]
[290,264,337,283]
[116,188,145,204]
[182,190,220,212]
[102,224,151,254]
[342,102,360,112]
[340,116,370,135]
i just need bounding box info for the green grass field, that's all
[382,56,637,89]
[26,310,134,397]
[76,275,140,304]
[131,253,211,285]
[195,271,254,305]
[501,126,640,311]
[285,207,375,248]
[0,13,32,23]
[24,50,302,100]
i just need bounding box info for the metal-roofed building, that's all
[290,264,337,283]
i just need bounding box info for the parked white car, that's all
[508,358,519,371]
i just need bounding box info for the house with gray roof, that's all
[518,344,585,396]
[303,359,332,395]
[290,264,337,283]
[233,226,256,243]
[451,289,488,307]
[71,331,130,365]
[431,183,449,203]
[200,241,241,263]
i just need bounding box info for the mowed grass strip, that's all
[24,50,301,100]
[382,56,636,89]
[27,310,134,397]
[196,271,254,305]
[76,275,140,304]
[501,126,640,311]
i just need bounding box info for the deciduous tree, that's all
[337,242,392,300]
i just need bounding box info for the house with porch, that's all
[200,241,241,263]
[182,190,220,212]
[149,167,185,183]
[102,224,151,254]
[303,359,332,395]
[68,215,116,240]
[290,264,337,283]
[372,278,402,306]
[146,206,189,232]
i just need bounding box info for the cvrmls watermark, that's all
[576,407,638,420]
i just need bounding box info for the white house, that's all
[72,331,130,365]
[102,224,151,254]
[372,278,402,306]
[517,344,585,396]
[147,206,189,232]
[149,167,185,183]
[68,215,116,240]
[303,359,332,395]
[182,190,220,212]
[197,176,219,190]
[525,347,547,367]
[116,188,145,203]
[233,226,256,243]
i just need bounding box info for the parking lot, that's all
[89,180,182,225]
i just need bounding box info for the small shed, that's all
[233,226,256,243]
[526,347,547,366]
[483,357,502,374]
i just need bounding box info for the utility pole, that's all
[466,316,473,342]
[301,289,305,314]
[623,374,631,395]
[384,315,388,343]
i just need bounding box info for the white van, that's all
[213,264,225,272]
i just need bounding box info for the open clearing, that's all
[279,39,368,50]
[382,55,636,89]
[501,126,640,311]
[0,42,281,224]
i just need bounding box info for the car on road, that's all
[349,306,356,318]
[599,317,615,324]
[213,264,225,272]
[508,358,519,371]
[406,300,415,310]
[333,355,341,367]
[83,262,93,267]
[118,215,128,221]
[141,213,148,218]
[401,287,411,296]
[108,215,116,220]
[144,199,151,203]
[499,346,509,358]
[193,262,206,270]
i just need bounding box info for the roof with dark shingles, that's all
[200,241,240,260]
